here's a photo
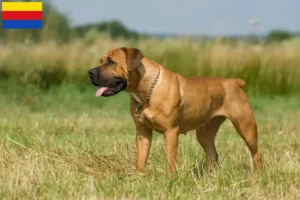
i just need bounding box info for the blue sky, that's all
[51,0,299,36]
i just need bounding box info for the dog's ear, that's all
[121,47,144,71]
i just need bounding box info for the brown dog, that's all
[88,47,262,173]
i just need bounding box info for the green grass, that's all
[1,39,300,96]
[1,13,300,199]
[1,81,300,199]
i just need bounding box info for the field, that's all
[1,38,300,96]
[1,38,300,199]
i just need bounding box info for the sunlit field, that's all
[1,38,300,96]
[1,37,300,199]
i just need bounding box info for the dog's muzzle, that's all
[88,67,100,86]
[88,67,127,97]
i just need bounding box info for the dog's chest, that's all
[134,108,166,133]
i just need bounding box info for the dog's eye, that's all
[107,57,115,65]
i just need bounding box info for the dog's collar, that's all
[131,67,161,116]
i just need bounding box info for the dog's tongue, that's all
[96,87,109,97]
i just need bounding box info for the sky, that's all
[51,0,299,36]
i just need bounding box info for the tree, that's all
[73,20,140,40]
[266,29,294,43]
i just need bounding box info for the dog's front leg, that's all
[136,125,153,173]
[163,127,180,172]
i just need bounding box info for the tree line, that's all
[0,0,298,43]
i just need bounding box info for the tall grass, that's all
[1,37,300,96]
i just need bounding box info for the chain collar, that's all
[131,67,161,116]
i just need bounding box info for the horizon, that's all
[50,0,299,36]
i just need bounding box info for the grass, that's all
[1,81,300,199]
[1,38,300,96]
[1,36,300,199]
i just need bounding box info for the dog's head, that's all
[88,47,144,97]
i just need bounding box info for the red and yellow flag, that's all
[2,2,43,29]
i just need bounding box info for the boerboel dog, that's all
[88,47,262,173]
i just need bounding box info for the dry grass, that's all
[1,36,300,199]
[0,83,300,199]
[1,38,300,95]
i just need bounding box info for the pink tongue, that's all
[96,87,109,97]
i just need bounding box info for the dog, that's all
[88,47,262,173]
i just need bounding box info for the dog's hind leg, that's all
[228,112,262,171]
[196,116,226,168]
[224,85,263,171]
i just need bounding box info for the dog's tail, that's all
[230,78,246,88]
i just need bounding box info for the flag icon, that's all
[1,2,43,29]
